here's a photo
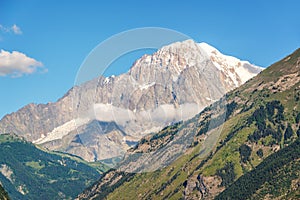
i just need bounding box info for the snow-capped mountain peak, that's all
[0,39,263,162]
[129,39,262,88]
[198,41,263,86]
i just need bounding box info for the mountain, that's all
[0,133,108,200]
[0,40,262,162]
[0,185,9,200]
[77,48,300,199]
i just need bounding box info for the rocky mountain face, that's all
[0,40,262,161]
[77,48,300,199]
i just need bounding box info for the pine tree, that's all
[284,123,294,141]
[256,149,264,158]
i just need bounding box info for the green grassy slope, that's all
[0,133,108,200]
[216,138,300,200]
[78,48,300,199]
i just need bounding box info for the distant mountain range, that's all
[77,48,300,199]
[0,40,262,162]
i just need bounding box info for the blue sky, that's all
[0,0,299,118]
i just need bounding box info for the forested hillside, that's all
[0,133,108,200]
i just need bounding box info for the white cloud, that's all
[0,25,8,33]
[0,24,22,35]
[0,50,46,77]
[11,24,22,35]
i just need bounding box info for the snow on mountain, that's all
[198,42,263,86]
